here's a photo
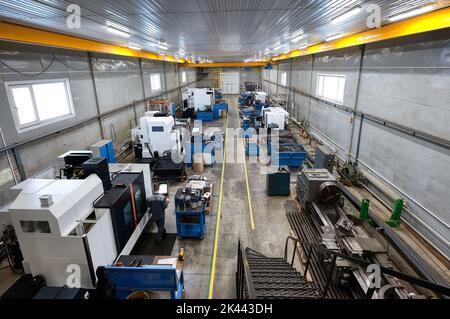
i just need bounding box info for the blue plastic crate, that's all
[271,144,307,168]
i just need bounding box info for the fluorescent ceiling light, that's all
[274,45,282,50]
[326,34,343,42]
[128,45,141,51]
[158,44,168,50]
[331,6,362,24]
[107,26,130,38]
[291,35,304,43]
[298,43,309,49]
[291,29,304,38]
[388,5,434,22]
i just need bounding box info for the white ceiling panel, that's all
[0,0,447,62]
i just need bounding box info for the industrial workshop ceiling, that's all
[0,0,449,63]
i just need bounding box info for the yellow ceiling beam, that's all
[183,62,272,68]
[273,7,450,61]
[0,21,185,63]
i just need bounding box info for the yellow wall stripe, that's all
[0,21,185,63]
[273,7,450,61]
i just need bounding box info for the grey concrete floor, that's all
[163,95,294,299]
[0,259,20,295]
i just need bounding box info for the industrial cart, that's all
[174,188,207,240]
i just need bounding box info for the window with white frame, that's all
[5,79,75,132]
[316,74,346,104]
[181,71,187,83]
[280,71,288,86]
[150,73,162,92]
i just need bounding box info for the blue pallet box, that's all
[271,144,307,168]
[214,102,229,119]
[197,111,214,122]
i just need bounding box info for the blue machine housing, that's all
[90,140,116,163]
[185,142,216,168]
[243,129,259,157]
[196,110,214,122]
[239,92,254,106]
[196,102,228,122]
[214,102,229,119]
[246,141,260,157]
[242,116,251,130]
[254,101,267,117]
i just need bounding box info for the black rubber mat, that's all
[131,233,177,256]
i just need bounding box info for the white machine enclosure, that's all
[263,107,289,131]
[255,92,268,104]
[183,88,215,111]
[133,113,184,159]
[8,175,117,289]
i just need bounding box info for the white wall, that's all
[0,42,199,205]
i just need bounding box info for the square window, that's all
[33,82,72,121]
[150,73,162,92]
[316,74,346,104]
[5,79,75,132]
[280,72,288,86]
[11,87,37,125]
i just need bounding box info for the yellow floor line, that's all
[208,115,228,299]
[241,138,256,230]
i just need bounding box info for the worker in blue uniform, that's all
[147,190,170,242]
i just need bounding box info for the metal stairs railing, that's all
[236,242,323,299]
[237,238,450,299]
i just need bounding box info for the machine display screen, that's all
[152,126,164,132]
[123,202,134,228]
